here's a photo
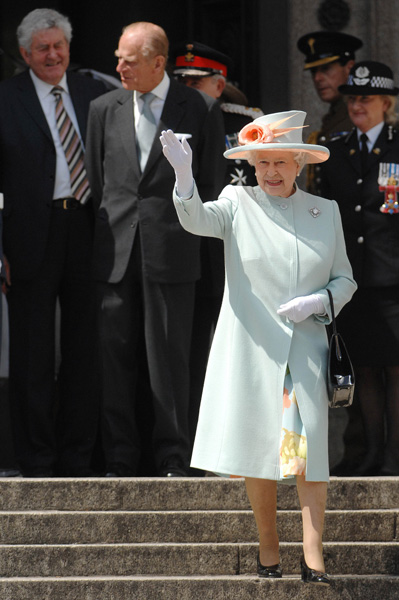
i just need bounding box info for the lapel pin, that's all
[309,207,321,218]
[373,148,381,155]
[350,149,356,156]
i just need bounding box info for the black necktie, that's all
[360,133,369,175]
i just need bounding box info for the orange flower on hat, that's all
[238,123,265,144]
[238,112,306,146]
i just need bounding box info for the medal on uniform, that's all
[378,163,399,214]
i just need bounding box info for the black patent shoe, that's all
[257,553,282,578]
[300,556,330,586]
[158,455,188,477]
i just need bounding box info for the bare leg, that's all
[245,477,279,566]
[296,476,327,572]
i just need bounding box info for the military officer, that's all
[297,31,363,194]
[173,41,263,187]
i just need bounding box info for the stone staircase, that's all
[0,477,397,599]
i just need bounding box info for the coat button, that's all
[355,205,362,212]
[357,236,364,243]
[356,178,363,185]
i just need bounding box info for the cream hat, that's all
[224,110,330,164]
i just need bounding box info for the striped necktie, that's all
[51,86,91,203]
[136,92,157,172]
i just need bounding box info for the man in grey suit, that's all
[0,9,106,476]
[85,22,225,477]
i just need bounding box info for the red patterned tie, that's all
[52,86,91,203]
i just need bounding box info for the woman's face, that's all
[347,95,390,133]
[254,151,298,197]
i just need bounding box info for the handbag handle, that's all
[327,288,342,361]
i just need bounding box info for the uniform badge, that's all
[230,168,247,185]
[184,44,195,63]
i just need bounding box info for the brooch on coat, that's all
[378,164,399,214]
[309,207,321,218]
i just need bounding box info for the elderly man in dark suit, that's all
[0,8,106,476]
[85,21,225,477]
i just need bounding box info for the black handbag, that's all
[327,289,355,408]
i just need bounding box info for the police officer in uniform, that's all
[297,31,363,194]
[320,61,399,476]
[172,42,263,451]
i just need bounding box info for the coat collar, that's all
[143,78,187,177]
[15,69,90,142]
[16,70,53,143]
[113,78,189,179]
[344,124,394,176]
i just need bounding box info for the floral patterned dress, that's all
[228,367,307,481]
[279,366,307,479]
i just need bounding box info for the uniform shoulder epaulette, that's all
[330,131,349,142]
[220,103,264,119]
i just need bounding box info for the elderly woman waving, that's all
[160,111,356,585]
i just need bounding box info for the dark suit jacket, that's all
[0,69,106,280]
[85,78,225,284]
[320,124,399,287]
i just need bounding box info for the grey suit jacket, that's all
[85,78,225,284]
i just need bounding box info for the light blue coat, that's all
[174,184,357,482]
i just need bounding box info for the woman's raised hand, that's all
[160,129,194,197]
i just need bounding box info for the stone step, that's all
[0,542,397,577]
[0,476,398,511]
[0,574,398,600]
[0,509,396,544]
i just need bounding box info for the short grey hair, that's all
[247,150,308,173]
[17,8,72,52]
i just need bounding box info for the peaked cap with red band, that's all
[173,41,233,78]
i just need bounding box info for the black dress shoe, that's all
[300,556,330,586]
[0,469,21,477]
[23,467,54,478]
[380,464,399,476]
[105,463,136,477]
[158,456,188,477]
[257,553,282,578]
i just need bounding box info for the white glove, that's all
[160,129,194,198]
[277,294,325,323]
